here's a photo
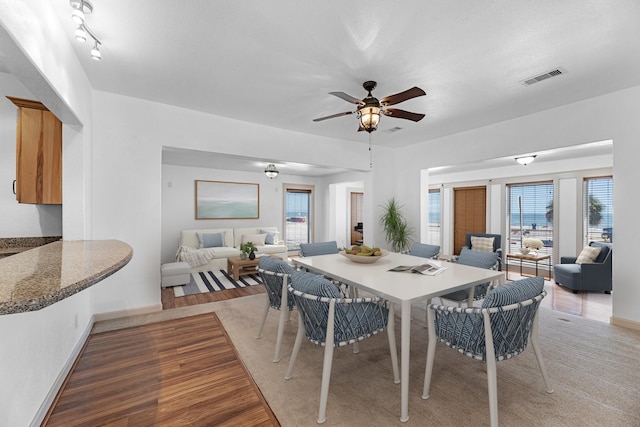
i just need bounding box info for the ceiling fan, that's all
[313,81,426,133]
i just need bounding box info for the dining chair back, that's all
[285,271,399,424]
[299,241,339,257]
[409,242,440,259]
[422,276,553,427]
[256,256,296,362]
[440,248,500,306]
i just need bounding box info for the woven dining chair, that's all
[441,247,500,306]
[408,242,440,259]
[256,256,296,363]
[422,276,553,427]
[285,271,400,424]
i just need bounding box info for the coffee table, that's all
[227,256,260,281]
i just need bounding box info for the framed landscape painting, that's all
[195,180,260,219]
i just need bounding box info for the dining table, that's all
[293,250,504,422]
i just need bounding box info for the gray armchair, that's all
[553,241,612,293]
[464,233,503,271]
[408,242,440,259]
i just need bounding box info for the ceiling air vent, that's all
[521,68,566,86]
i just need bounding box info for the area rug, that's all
[214,294,640,427]
[173,270,263,297]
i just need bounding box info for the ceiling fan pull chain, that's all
[369,133,373,169]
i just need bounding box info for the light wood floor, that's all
[44,273,611,426]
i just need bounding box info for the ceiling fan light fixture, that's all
[515,155,536,166]
[264,164,279,179]
[90,41,101,60]
[359,106,380,133]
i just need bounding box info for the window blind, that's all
[427,189,441,245]
[507,182,554,261]
[583,177,613,246]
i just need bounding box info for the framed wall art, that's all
[195,180,260,219]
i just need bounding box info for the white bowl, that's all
[339,249,389,264]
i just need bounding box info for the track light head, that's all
[90,41,101,60]
[75,25,87,42]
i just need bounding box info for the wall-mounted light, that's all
[264,164,279,179]
[70,0,103,61]
[515,155,536,166]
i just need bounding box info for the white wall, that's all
[0,72,62,238]
[161,163,328,263]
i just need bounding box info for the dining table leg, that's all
[400,300,411,422]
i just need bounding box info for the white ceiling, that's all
[51,0,636,174]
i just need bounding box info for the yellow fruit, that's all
[374,250,382,256]
[356,252,371,256]
[351,249,359,255]
[360,245,372,253]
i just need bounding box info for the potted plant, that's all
[379,198,414,253]
[240,242,258,260]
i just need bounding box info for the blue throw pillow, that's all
[199,232,225,248]
[259,229,279,245]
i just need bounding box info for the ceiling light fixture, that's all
[515,155,536,166]
[69,0,103,61]
[264,164,279,179]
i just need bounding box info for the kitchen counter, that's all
[0,240,133,315]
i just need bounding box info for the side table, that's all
[505,253,552,280]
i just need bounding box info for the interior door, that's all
[453,186,487,254]
[350,192,363,245]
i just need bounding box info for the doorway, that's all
[284,185,314,250]
[350,191,363,246]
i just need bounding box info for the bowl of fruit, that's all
[339,245,389,264]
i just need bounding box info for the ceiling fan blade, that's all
[382,108,425,122]
[380,87,426,106]
[329,92,364,105]
[312,111,354,122]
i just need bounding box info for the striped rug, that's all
[173,269,263,297]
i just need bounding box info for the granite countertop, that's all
[0,240,133,315]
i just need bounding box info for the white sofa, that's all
[177,227,288,272]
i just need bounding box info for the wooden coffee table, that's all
[227,256,261,281]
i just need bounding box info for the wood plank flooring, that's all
[43,304,279,427]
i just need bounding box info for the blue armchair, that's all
[553,241,612,293]
[464,233,503,271]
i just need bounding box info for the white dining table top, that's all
[293,251,504,304]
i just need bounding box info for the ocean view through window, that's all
[508,182,554,263]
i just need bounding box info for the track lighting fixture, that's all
[69,0,103,60]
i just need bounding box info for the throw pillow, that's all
[242,233,267,246]
[259,229,279,245]
[470,236,495,252]
[197,232,225,248]
[576,246,601,264]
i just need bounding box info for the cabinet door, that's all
[16,108,62,204]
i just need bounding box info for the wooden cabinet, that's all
[7,97,62,204]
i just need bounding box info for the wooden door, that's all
[350,192,363,245]
[453,186,486,254]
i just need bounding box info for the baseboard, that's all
[610,316,640,331]
[30,318,94,427]
[93,304,163,322]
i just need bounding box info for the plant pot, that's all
[240,253,247,260]
[249,251,256,260]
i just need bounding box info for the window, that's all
[583,177,613,246]
[427,189,441,245]
[284,185,313,250]
[507,182,554,262]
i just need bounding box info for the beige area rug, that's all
[211,294,640,427]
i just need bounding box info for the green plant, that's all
[240,241,257,255]
[379,198,414,253]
